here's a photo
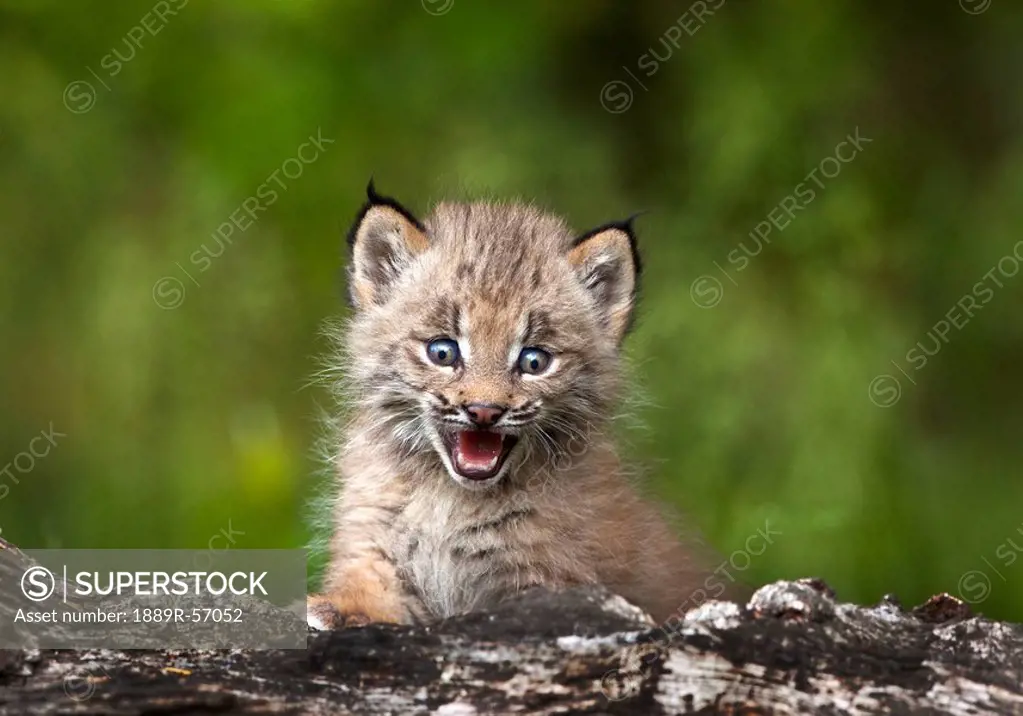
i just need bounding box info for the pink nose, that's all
[464,403,506,426]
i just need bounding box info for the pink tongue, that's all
[455,430,504,468]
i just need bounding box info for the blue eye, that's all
[427,338,460,367]
[518,347,552,375]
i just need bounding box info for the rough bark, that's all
[1,536,1022,714]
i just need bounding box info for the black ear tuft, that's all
[345,182,427,251]
[567,217,643,344]
[344,184,430,310]
[619,212,646,281]
[572,212,645,285]
[366,178,382,204]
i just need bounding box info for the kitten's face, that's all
[343,191,639,490]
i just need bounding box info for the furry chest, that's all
[393,516,523,619]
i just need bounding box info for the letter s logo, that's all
[22,566,56,601]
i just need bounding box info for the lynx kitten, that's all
[308,184,710,627]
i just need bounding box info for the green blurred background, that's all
[2,0,1023,619]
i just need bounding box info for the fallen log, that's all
[1,535,1021,714]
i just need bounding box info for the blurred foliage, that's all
[2,0,1023,618]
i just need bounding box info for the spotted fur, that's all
[308,185,711,627]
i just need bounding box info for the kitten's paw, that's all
[306,595,373,630]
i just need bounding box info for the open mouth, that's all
[442,430,519,481]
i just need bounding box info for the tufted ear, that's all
[566,219,641,343]
[346,181,430,309]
